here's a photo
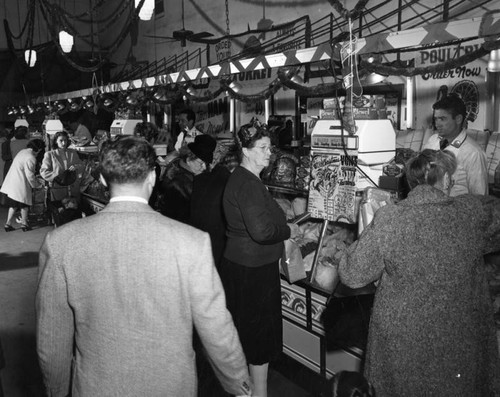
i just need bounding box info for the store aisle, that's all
[0,205,48,397]
[0,204,315,397]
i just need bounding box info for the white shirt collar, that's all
[109,196,148,204]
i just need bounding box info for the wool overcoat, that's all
[339,185,500,397]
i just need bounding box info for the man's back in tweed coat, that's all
[36,200,249,397]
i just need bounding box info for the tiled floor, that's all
[0,204,322,396]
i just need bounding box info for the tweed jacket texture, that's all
[36,201,249,397]
[40,148,85,202]
[0,148,40,205]
[339,185,500,396]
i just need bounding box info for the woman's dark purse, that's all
[321,288,375,351]
[54,169,77,186]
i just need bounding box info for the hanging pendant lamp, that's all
[24,50,37,67]
[135,0,155,21]
[59,31,74,53]
[488,49,500,73]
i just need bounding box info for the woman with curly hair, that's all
[219,122,300,397]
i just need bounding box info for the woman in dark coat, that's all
[160,134,216,223]
[219,122,300,397]
[339,149,500,397]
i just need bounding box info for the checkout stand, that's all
[270,118,396,379]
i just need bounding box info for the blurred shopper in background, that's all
[160,134,216,223]
[1,139,45,232]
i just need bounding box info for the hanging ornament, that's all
[59,31,74,53]
[135,0,155,21]
[24,50,37,67]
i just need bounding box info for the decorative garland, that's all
[177,84,227,103]
[220,78,284,103]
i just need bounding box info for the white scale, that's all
[110,119,142,137]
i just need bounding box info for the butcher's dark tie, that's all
[440,139,449,150]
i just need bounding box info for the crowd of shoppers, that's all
[36,136,252,397]
[1,96,497,397]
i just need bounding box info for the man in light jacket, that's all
[36,136,251,397]
[423,93,488,196]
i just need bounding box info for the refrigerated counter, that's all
[281,276,374,378]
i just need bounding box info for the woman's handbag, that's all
[280,239,307,283]
[54,169,77,186]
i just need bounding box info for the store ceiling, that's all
[0,0,498,101]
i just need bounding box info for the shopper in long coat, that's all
[40,131,85,203]
[1,139,45,231]
[339,149,500,397]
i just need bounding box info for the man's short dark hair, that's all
[14,126,28,140]
[99,136,156,185]
[27,139,45,152]
[179,108,196,123]
[432,94,466,120]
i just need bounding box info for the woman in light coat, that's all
[40,131,85,203]
[1,139,45,231]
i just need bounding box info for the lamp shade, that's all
[135,0,155,20]
[229,81,242,93]
[59,30,74,53]
[24,50,37,67]
[291,74,304,85]
[488,49,500,73]
[364,72,386,85]
[14,118,29,128]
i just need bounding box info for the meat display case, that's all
[280,276,365,379]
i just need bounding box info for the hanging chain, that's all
[225,0,230,36]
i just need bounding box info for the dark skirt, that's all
[219,257,283,365]
[4,195,28,209]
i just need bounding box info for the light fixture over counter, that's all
[59,31,74,53]
[24,50,37,67]
[135,0,155,21]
